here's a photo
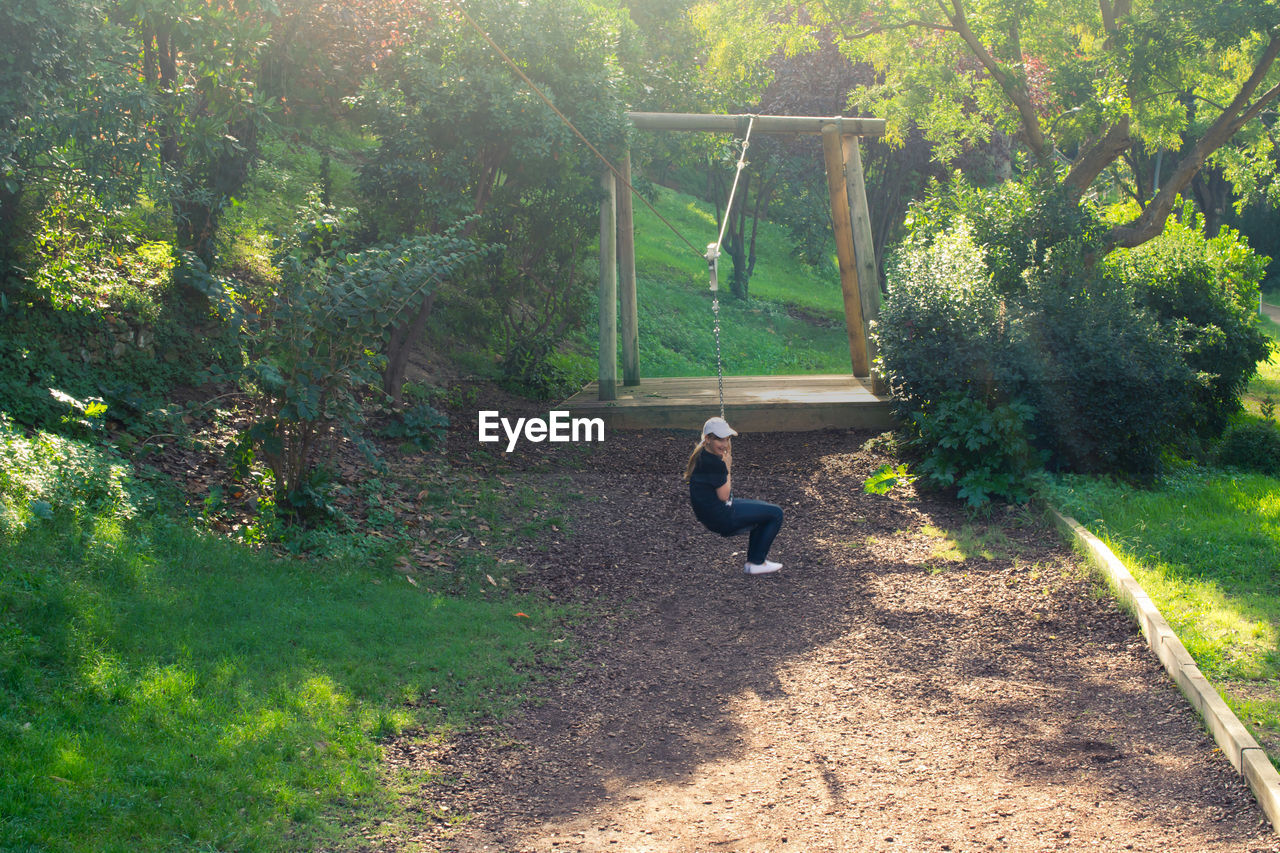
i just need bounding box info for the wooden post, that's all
[618,151,639,386]
[821,124,869,377]
[843,134,885,394]
[598,169,617,401]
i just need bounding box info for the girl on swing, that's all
[684,416,785,575]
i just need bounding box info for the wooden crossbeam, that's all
[627,112,885,137]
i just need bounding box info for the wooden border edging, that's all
[1049,507,1280,832]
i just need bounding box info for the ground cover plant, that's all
[0,417,571,852]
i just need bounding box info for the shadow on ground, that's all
[372,427,1276,853]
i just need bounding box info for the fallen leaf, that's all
[514,612,529,619]
[486,574,497,587]
[406,576,419,586]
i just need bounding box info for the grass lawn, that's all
[599,185,854,377]
[0,421,570,852]
[1048,312,1280,767]
[1245,308,1280,419]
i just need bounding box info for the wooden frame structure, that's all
[596,112,887,403]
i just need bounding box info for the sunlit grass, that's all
[1244,309,1280,420]
[613,185,853,377]
[918,522,1012,570]
[1049,466,1280,765]
[0,425,570,851]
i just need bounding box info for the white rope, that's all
[705,117,756,419]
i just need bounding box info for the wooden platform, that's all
[560,374,896,432]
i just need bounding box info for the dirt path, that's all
[1263,301,1280,326]
[378,427,1276,853]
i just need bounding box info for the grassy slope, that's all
[0,426,568,852]
[602,185,854,377]
[1245,310,1280,418]
[1049,313,1280,765]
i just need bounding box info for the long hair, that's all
[682,440,705,482]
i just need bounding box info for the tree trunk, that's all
[383,290,437,404]
[1191,166,1230,237]
[1103,36,1280,252]
[0,184,23,280]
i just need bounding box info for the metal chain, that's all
[712,295,725,419]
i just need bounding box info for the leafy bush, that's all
[876,178,1196,479]
[381,402,450,451]
[0,414,135,534]
[908,394,1046,507]
[875,219,1020,413]
[1215,419,1280,476]
[1016,270,1191,476]
[1107,209,1272,438]
[238,214,490,504]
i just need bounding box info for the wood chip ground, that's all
[368,425,1278,853]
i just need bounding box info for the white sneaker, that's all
[743,560,782,575]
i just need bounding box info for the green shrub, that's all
[874,219,1021,413]
[1108,209,1272,438]
[238,213,490,503]
[909,394,1046,507]
[876,179,1194,478]
[1215,419,1280,476]
[380,401,450,451]
[1016,267,1192,476]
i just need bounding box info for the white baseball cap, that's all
[702,416,738,438]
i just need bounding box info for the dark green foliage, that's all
[1215,419,1280,476]
[381,402,450,451]
[238,211,491,502]
[1016,271,1191,476]
[1107,210,1272,438]
[909,394,1045,507]
[357,0,628,395]
[877,177,1204,480]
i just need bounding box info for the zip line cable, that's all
[449,1,704,259]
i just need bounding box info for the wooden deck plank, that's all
[560,374,896,432]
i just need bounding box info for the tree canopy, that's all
[700,0,1280,251]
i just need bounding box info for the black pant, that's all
[726,498,784,564]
